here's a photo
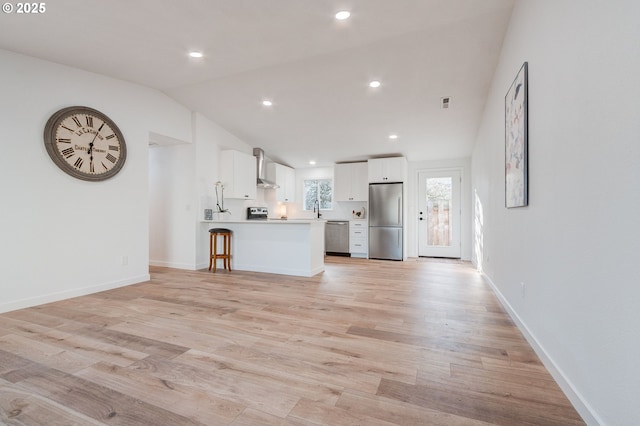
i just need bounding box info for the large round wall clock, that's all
[43,106,127,181]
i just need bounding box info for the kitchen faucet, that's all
[313,199,321,219]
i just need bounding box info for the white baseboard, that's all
[149,260,198,270]
[196,261,210,271]
[0,273,150,314]
[481,272,602,426]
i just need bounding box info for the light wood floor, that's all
[0,257,584,425]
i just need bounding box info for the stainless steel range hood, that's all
[253,147,279,189]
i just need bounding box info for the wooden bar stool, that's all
[209,228,232,272]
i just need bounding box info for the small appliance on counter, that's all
[247,207,268,220]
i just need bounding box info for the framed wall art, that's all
[505,61,528,208]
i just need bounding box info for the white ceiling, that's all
[0,0,514,168]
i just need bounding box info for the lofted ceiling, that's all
[0,0,514,168]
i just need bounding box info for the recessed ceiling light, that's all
[188,51,203,58]
[262,100,273,107]
[335,11,351,20]
[389,134,399,140]
[309,160,316,165]
[369,80,381,88]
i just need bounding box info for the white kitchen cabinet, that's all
[367,157,407,183]
[220,150,257,200]
[267,162,296,202]
[334,162,368,201]
[349,219,368,258]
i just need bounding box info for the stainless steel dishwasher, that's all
[325,221,350,256]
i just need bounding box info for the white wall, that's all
[193,111,255,220]
[148,110,258,271]
[0,49,192,313]
[149,142,195,269]
[471,1,640,424]
[408,158,472,260]
[193,113,255,269]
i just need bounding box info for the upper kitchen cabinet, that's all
[368,157,407,183]
[267,162,296,202]
[334,162,368,201]
[220,150,257,200]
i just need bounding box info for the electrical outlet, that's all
[521,282,526,298]
[122,255,128,266]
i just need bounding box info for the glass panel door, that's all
[426,177,453,247]
[418,169,461,258]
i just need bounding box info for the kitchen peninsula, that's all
[201,219,326,277]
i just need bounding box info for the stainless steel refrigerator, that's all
[369,182,403,260]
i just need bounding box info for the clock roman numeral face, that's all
[44,107,127,181]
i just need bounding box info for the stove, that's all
[247,207,268,220]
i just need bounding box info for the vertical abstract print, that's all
[505,62,528,208]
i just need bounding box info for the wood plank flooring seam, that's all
[0,258,585,426]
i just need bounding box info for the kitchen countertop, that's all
[201,219,326,224]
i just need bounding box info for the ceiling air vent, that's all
[441,97,451,109]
